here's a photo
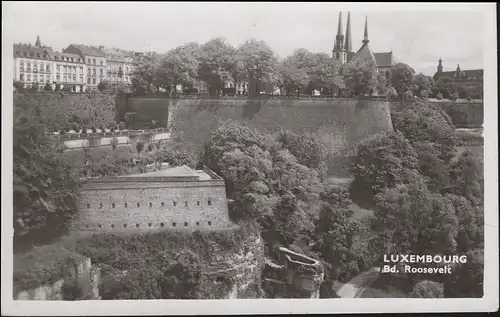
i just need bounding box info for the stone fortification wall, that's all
[72,174,231,231]
[262,247,324,298]
[14,92,117,131]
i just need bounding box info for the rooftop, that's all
[120,165,216,181]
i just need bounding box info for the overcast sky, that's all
[4,2,489,76]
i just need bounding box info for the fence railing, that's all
[46,127,170,140]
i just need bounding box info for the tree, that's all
[237,39,278,96]
[136,141,144,158]
[410,280,444,298]
[14,80,24,91]
[98,80,108,92]
[390,63,416,97]
[444,248,483,297]
[159,250,203,299]
[132,54,162,95]
[433,76,455,99]
[110,137,119,151]
[13,114,80,249]
[413,73,435,96]
[344,60,378,96]
[197,38,237,95]
[159,43,201,94]
[276,56,310,96]
[44,83,53,92]
[447,149,483,206]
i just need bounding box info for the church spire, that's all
[35,35,41,47]
[337,12,343,36]
[344,11,352,52]
[437,57,443,73]
[363,16,369,44]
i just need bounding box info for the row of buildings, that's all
[13,36,142,92]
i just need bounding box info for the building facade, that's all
[73,165,232,231]
[433,58,483,98]
[100,47,138,89]
[64,44,107,90]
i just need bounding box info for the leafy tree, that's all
[159,250,203,299]
[349,131,421,207]
[445,194,483,252]
[198,38,238,95]
[410,280,444,298]
[449,92,459,101]
[44,83,53,92]
[238,39,278,96]
[344,60,378,95]
[433,76,455,99]
[390,62,416,97]
[444,248,483,297]
[132,54,162,95]
[13,114,80,249]
[159,43,201,94]
[14,80,24,90]
[447,149,483,206]
[276,56,310,96]
[110,137,119,151]
[136,141,144,158]
[97,80,108,92]
[413,73,435,96]
[436,92,443,100]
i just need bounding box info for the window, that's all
[112,203,115,208]
[197,201,200,206]
[173,222,177,227]
[136,224,139,228]
[73,74,76,81]
[184,222,188,227]
[23,52,27,57]
[100,60,103,66]
[87,59,91,64]
[208,221,212,226]
[80,76,84,82]
[124,224,127,228]
[125,203,128,207]
[57,74,60,81]
[93,58,96,65]
[98,225,102,228]
[149,202,152,207]
[20,74,24,81]
[111,224,114,228]
[148,223,152,227]
[93,69,96,75]
[173,201,177,206]
[185,201,188,207]
[161,202,164,207]
[87,78,90,84]
[161,223,165,227]
[92,78,96,85]
[87,204,90,208]
[27,74,31,81]
[99,203,103,209]
[46,75,50,82]
[196,222,200,226]
[100,69,103,76]
[137,202,140,207]
[208,199,212,206]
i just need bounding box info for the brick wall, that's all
[72,178,231,231]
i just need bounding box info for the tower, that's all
[363,16,369,44]
[333,12,348,64]
[35,35,41,47]
[437,57,443,74]
[344,11,354,62]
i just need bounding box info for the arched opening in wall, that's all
[125,203,128,208]
[149,202,152,207]
[208,221,212,226]
[137,203,140,207]
[124,224,127,228]
[161,223,164,227]
[148,223,152,227]
[197,201,200,206]
[184,222,188,227]
[208,199,212,206]
[86,204,90,208]
[136,224,139,228]
[112,203,115,208]
[173,222,177,227]
[173,201,177,206]
[161,202,164,207]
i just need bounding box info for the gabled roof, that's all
[352,42,377,65]
[13,43,53,60]
[434,69,483,81]
[374,52,399,67]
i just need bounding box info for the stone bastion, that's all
[71,165,232,232]
[262,247,325,298]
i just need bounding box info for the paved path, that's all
[335,267,381,298]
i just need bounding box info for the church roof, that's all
[352,42,377,65]
[374,52,399,67]
[434,69,483,81]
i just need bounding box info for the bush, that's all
[436,92,443,100]
[44,83,53,92]
[410,280,444,298]
[450,92,458,101]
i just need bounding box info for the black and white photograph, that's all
[2,2,498,315]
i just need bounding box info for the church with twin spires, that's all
[333,12,400,79]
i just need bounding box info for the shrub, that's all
[54,84,61,92]
[44,83,53,92]
[147,143,154,152]
[436,92,443,100]
[410,280,444,298]
[450,92,458,101]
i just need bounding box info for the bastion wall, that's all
[72,171,231,232]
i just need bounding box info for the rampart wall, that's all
[72,175,231,231]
